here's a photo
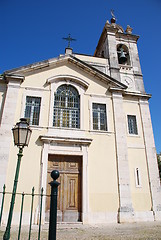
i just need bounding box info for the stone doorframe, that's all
[39,135,92,224]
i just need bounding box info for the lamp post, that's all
[3,118,32,240]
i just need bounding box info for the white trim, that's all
[47,74,89,89]
[40,136,92,145]
[49,79,86,130]
[85,93,112,99]
[40,142,49,224]
[40,137,91,224]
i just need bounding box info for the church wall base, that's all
[118,210,135,223]
[1,212,36,226]
[134,211,155,222]
[87,212,118,224]
[118,211,155,223]
[1,210,159,226]
[85,211,156,224]
[154,211,161,221]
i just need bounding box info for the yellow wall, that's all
[88,134,119,212]
[123,99,152,211]
[128,148,152,211]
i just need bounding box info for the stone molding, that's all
[0,79,21,203]
[39,135,91,224]
[139,99,161,215]
[112,92,134,222]
[46,74,89,89]
[40,135,92,146]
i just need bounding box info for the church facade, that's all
[0,17,161,225]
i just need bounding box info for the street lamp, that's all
[3,118,32,240]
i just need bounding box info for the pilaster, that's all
[40,141,49,224]
[139,99,161,220]
[81,145,89,223]
[106,32,121,81]
[129,42,145,93]
[112,92,134,222]
[129,42,142,75]
[100,29,120,81]
[0,78,22,198]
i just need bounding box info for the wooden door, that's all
[46,155,82,222]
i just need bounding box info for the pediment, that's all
[4,54,127,90]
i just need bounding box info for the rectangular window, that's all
[24,96,41,125]
[92,103,107,131]
[135,167,141,187]
[127,115,138,135]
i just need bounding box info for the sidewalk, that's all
[0,221,161,239]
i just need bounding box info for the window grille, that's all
[53,85,80,128]
[92,103,107,131]
[127,115,138,135]
[24,96,41,125]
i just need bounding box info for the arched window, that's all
[53,84,80,128]
[117,44,130,65]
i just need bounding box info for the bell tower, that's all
[94,14,145,93]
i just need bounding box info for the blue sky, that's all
[0,0,161,153]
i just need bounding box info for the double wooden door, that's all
[46,155,82,222]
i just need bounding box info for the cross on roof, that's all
[63,34,76,48]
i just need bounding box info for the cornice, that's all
[4,54,126,90]
[109,87,151,99]
[40,135,93,145]
[116,32,139,42]
[4,73,24,83]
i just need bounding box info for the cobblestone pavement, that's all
[0,222,161,239]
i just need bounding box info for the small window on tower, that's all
[117,44,130,65]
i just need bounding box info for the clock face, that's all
[122,76,134,89]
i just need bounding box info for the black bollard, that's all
[48,170,60,240]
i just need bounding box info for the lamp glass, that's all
[12,127,19,146]
[12,118,32,148]
[26,129,32,146]
[19,128,28,146]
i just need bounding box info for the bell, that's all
[119,48,127,64]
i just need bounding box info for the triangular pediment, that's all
[4,54,127,90]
